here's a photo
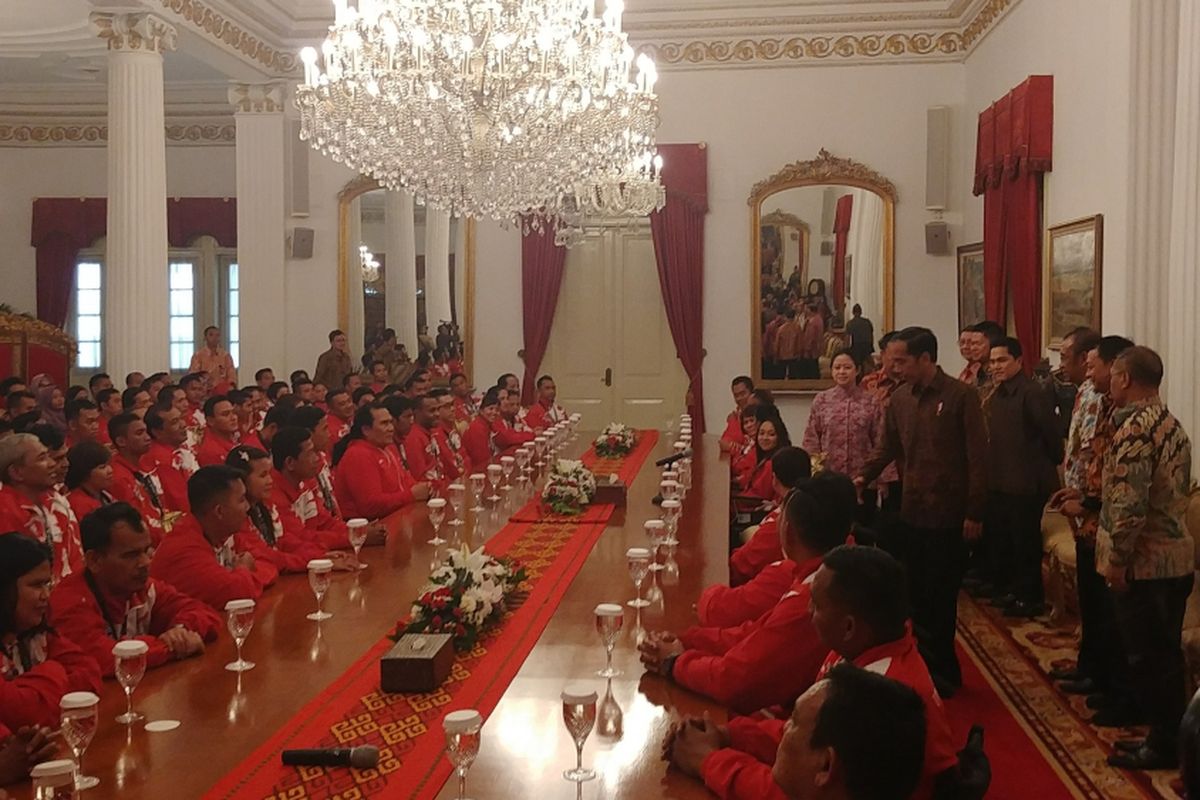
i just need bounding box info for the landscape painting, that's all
[957,242,985,330]
[1045,215,1103,349]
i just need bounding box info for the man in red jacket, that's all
[431,388,465,481]
[107,413,165,545]
[403,395,444,484]
[0,433,84,580]
[639,473,855,714]
[143,405,196,514]
[494,389,535,451]
[196,396,240,467]
[50,503,219,678]
[65,399,101,449]
[674,545,963,800]
[325,389,355,450]
[523,375,567,431]
[150,465,277,609]
[719,376,755,454]
[333,403,430,520]
[463,388,502,470]
[450,373,477,433]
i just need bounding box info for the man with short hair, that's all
[314,330,355,391]
[1051,327,1102,438]
[94,388,122,445]
[124,371,145,390]
[463,389,501,470]
[845,304,875,367]
[189,325,237,393]
[144,405,195,514]
[196,396,240,467]
[369,361,389,394]
[292,378,316,406]
[0,433,83,579]
[720,376,755,454]
[179,373,208,446]
[0,376,27,403]
[226,389,256,441]
[245,404,290,453]
[429,388,465,481]
[49,502,219,677]
[121,386,151,417]
[524,375,566,431]
[494,388,535,450]
[288,405,343,518]
[1097,346,1194,770]
[449,372,477,432]
[352,386,376,408]
[497,373,521,401]
[64,399,100,448]
[88,373,113,400]
[858,327,987,694]
[108,413,166,544]
[956,325,988,386]
[3,391,37,423]
[333,403,430,518]
[344,372,363,394]
[150,465,278,609]
[142,372,169,402]
[325,388,354,449]
[255,368,276,394]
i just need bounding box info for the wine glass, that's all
[224,598,256,671]
[534,436,548,467]
[306,559,334,621]
[664,416,676,439]
[561,685,598,783]
[594,603,624,678]
[660,479,679,504]
[347,517,369,569]
[448,484,466,528]
[672,440,687,458]
[515,448,532,491]
[500,456,515,493]
[645,519,667,572]
[469,473,485,512]
[486,464,502,503]
[678,458,693,496]
[427,498,447,545]
[30,759,76,799]
[626,548,651,608]
[113,640,148,724]
[661,499,681,546]
[60,691,99,790]
[444,709,483,800]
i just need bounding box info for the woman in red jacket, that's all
[0,533,101,731]
[64,440,117,523]
[734,408,791,515]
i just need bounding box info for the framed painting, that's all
[1044,215,1103,350]
[956,242,985,330]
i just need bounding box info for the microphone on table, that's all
[281,746,380,769]
[654,448,693,469]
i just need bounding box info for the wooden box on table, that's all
[381,634,454,693]
[593,476,627,506]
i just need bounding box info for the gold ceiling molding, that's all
[961,0,1018,49]
[153,0,299,75]
[0,123,235,146]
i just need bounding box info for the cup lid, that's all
[534,436,547,442]
[347,517,369,527]
[448,484,465,491]
[469,473,485,480]
[30,759,77,779]
[427,497,447,507]
[662,470,678,479]
[60,691,99,709]
[487,463,502,471]
[673,441,686,450]
[500,456,515,463]
[626,547,651,559]
[644,519,665,529]
[595,603,624,616]
[444,708,483,733]
[113,640,150,657]
[225,598,255,612]
[660,480,678,488]
[561,684,598,705]
[661,499,681,509]
[307,558,334,571]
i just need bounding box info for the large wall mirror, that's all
[338,177,475,381]
[750,149,896,392]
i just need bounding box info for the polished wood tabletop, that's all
[13,434,728,799]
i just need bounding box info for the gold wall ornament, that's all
[961,0,1019,49]
[0,123,235,147]
[152,0,299,75]
[90,11,178,54]
[227,83,286,114]
[748,149,898,206]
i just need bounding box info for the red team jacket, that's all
[108,454,165,545]
[0,630,102,730]
[143,441,194,513]
[270,470,350,550]
[697,559,795,629]
[462,416,494,471]
[0,485,84,580]
[333,440,419,520]
[195,430,238,468]
[234,503,329,574]
[149,514,278,609]
[720,411,744,448]
[729,510,783,586]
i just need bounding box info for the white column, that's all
[1165,0,1200,451]
[384,190,419,355]
[423,205,453,343]
[228,83,287,383]
[347,196,365,355]
[91,12,176,377]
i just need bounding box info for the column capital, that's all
[90,11,177,54]
[228,83,287,114]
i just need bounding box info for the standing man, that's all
[1097,346,1193,770]
[844,304,875,367]
[857,326,987,695]
[314,330,355,391]
[797,300,826,380]
[719,377,754,454]
[189,326,237,394]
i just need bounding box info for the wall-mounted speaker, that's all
[925,221,950,255]
[290,227,314,259]
[925,105,951,211]
[288,119,310,218]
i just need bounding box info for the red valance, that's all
[657,143,709,214]
[167,197,238,248]
[973,75,1054,195]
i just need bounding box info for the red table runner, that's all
[205,430,659,800]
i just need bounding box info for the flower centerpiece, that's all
[541,459,597,516]
[393,545,527,651]
[594,423,637,457]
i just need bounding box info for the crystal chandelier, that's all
[359,244,381,282]
[297,0,663,229]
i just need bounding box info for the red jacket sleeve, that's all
[679,617,763,656]
[156,462,191,513]
[49,577,171,678]
[524,404,548,432]
[462,420,492,470]
[147,578,221,644]
[150,533,277,610]
[721,414,744,446]
[697,562,794,629]
[492,420,535,450]
[0,654,71,730]
[743,461,776,502]
[234,531,313,574]
[434,431,462,482]
[728,717,786,764]
[700,748,787,800]
[334,445,415,520]
[729,516,783,586]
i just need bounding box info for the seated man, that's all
[0,432,83,579]
[493,388,536,451]
[150,465,278,609]
[449,372,477,433]
[228,389,258,442]
[195,396,240,467]
[143,405,196,514]
[463,388,502,470]
[720,376,755,454]
[332,402,430,519]
[523,375,567,431]
[401,394,444,484]
[639,473,855,714]
[324,388,355,449]
[50,503,220,677]
[179,372,210,447]
[64,398,101,448]
[289,405,345,519]
[728,447,813,586]
[677,546,961,799]
[430,387,466,481]
[108,413,165,544]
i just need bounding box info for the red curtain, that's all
[520,224,568,406]
[650,143,708,433]
[167,198,238,248]
[831,194,853,313]
[973,75,1053,367]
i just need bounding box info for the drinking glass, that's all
[660,479,680,504]
[347,517,369,569]
[665,416,676,439]
[594,603,624,678]
[486,465,502,502]
[448,484,466,528]
[113,640,148,724]
[306,559,334,621]
[500,456,515,492]
[30,759,76,800]
[515,448,532,491]
[661,499,681,546]
[561,685,598,783]
[444,709,483,800]
[645,519,667,572]
[678,458,693,495]
[672,440,687,457]
[427,498,447,545]
[60,692,99,791]
[626,547,651,608]
[534,436,548,467]
[469,473,486,512]
[224,598,256,671]
[662,469,679,488]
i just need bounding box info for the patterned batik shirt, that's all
[1064,380,1105,491]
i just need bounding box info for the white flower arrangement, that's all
[541,459,597,515]
[594,423,637,456]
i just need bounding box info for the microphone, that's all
[655,448,692,468]
[281,746,380,769]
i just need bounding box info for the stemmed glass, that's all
[427,498,447,545]
[113,640,148,724]
[626,547,651,608]
[534,436,548,467]
[516,448,532,491]
[660,479,680,505]
[444,709,483,800]
[661,499,682,546]
[224,598,256,671]
[486,464,502,503]
[664,416,676,439]
[306,559,334,621]
[500,456,515,494]
[594,603,624,678]
[60,692,99,791]
[561,685,598,783]
[469,473,486,512]
[448,484,466,528]
[348,517,369,569]
[645,519,667,573]
[678,459,693,497]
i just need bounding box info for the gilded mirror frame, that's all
[748,149,896,393]
[337,176,476,380]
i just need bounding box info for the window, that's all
[223,259,240,369]
[168,260,196,371]
[75,261,103,369]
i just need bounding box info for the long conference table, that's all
[21,434,730,799]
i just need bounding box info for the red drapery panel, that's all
[30,199,107,328]
[831,194,853,313]
[650,143,708,433]
[973,75,1053,367]
[167,197,238,248]
[520,225,568,406]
